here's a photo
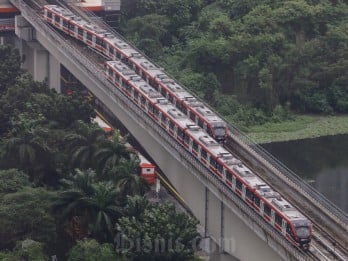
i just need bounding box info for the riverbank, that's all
[245,115,348,144]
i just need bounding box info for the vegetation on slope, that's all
[120,0,348,132]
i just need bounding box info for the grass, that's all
[244,115,348,144]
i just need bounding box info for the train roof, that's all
[183,97,225,126]
[106,61,197,130]
[0,3,18,13]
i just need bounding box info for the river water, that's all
[262,134,348,213]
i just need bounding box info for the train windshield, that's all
[214,127,226,137]
[295,226,310,238]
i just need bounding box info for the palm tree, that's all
[87,182,120,242]
[114,155,150,197]
[64,120,105,169]
[3,115,52,182]
[94,131,130,178]
[55,169,121,243]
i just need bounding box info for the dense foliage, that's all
[120,0,348,128]
[0,45,201,260]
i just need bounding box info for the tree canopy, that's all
[0,45,201,259]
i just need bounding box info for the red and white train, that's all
[103,60,312,249]
[93,115,156,185]
[42,5,312,249]
[42,5,228,143]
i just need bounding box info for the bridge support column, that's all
[48,53,61,92]
[14,15,60,91]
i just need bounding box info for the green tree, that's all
[0,239,47,261]
[55,170,120,242]
[67,239,118,261]
[0,187,57,249]
[0,169,31,194]
[116,202,200,261]
[94,131,130,177]
[0,45,21,94]
[65,121,106,169]
[114,155,150,197]
[2,115,53,182]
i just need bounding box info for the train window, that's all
[198,119,204,128]
[226,171,232,182]
[236,179,242,191]
[109,47,114,55]
[125,84,131,93]
[115,74,120,83]
[177,129,184,139]
[254,195,261,206]
[209,158,216,168]
[47,12,52,19]
[275,214,282,226]
[264,204,271,217]
[87,32,92,41]
[54,15,60,23]
[101,40,105,49]
[78,27,83,36]
[153,107,159,117]
[189,111,195,121]
[245,187,253,200]
[162,91,167,99]
[201,149,207,160]
[286,224,293,235]
[140,96,146,105]
[216,162,223,174]
[133,90,138,100]
[192,141,198,152]
[148,103,153,113]
[181,105,187,115]
[184,134,190,145]
[169,121,175,131]
[96,37,102,47]
[63,19,68,28]
[161,114,166,125]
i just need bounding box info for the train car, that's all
[103,60,312,249]
[0,3,19,33]
[42,4,228,143]
[93,115,156,185]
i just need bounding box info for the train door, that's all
[92,35,96,48]
[242,185,246,200]
[260,201,264,215]
[271,210,275,225]
[281,220,287,236]
[83,30,87,43]
[232,176,236,191]
[105,44,110,57]
[173,125,178,139]
[221,168,226,182]
[203,122,208,132]
[189,138,193,152]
